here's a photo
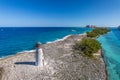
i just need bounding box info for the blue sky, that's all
[0,0,120,27]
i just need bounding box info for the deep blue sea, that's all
[0,27,92,58]
[97,28,120,80]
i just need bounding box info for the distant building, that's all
[86,25,91,28]
[86,25,97,28]
[92,25,97,28]
[118,25,120,28]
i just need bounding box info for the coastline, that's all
[101,49,108,80]
[46,33,86,44]
[0,33,107,80]
[0,33,86,60]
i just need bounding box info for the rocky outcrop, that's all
[0,34,106,80]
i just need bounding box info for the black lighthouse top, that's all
[36,42,41,48]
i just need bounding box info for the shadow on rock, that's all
[15,62,35,66]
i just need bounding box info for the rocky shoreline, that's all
[0,34,107,80]
[101,50,108,80]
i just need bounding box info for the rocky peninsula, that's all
[0,34,106,80]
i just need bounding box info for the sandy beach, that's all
[0,34,106,80]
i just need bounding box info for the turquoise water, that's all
[97,28,120,80]
[0,27,92,58]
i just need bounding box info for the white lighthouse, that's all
[36,42,44,66]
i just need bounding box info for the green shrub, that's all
[73,38,101,58]
[87,28,110,38]
[87,32,98,38]
[73,27,110,58]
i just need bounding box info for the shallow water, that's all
[97,28,120,80]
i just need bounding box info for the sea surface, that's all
[0,27,92,58]
[97,28,120,80]
[0,27,120,80]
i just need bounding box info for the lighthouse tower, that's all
[36,42,44,66]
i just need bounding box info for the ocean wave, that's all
[18,49,35,53]
[46,35,71,44]
[0,49,36,60]
[0,55,14,59]
[47,33,86,44]
[72,29,76,32]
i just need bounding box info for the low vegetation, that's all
[87,28,110,38]
[73,27,110,58]
[73,38,101,58]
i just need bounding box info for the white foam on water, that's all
[46,35,71,44]
[18,49,35,53]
